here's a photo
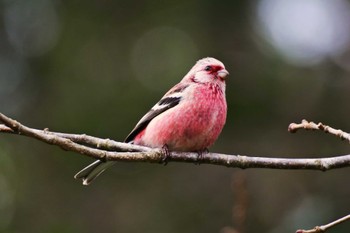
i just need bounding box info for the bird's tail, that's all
[74,160,115,185]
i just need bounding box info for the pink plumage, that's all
[75,57,229,185]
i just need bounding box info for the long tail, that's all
[74,160,115,185]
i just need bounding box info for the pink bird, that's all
[75,57,229,185]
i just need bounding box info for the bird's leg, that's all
[195,148,209,165]
[161,144,170,165]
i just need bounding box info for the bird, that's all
[74,57,229,185]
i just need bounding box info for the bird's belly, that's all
[136,97,226,151]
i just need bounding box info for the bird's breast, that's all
[136,83,227,151]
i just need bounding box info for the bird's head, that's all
[182,57,229,85]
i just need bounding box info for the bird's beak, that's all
[217,69,229,79]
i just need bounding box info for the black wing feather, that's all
[124,97,181,143]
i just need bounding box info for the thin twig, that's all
[289,119,350,143]
[0,113,350,170]
[296,214,350,233]
[288,120,350,233]
[0,124,14,133]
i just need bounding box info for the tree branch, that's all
[289,119,350,143]
[1,113,350,232]
[0,113,349,170]
[296,214,350,233]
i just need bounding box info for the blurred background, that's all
[0,0,349,232]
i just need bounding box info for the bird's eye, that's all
[204,66,212,71]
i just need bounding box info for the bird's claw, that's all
[161,144,170,165]
[195,148,208,165]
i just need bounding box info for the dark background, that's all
[0,0,349,232]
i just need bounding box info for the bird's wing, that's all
[124,83,189,143]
